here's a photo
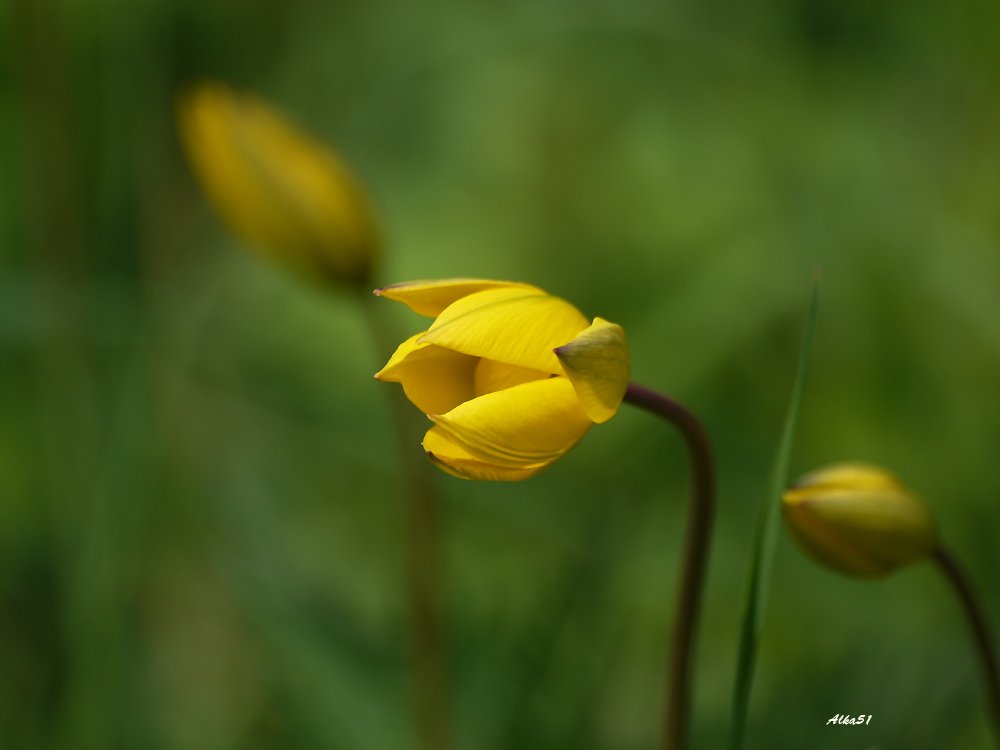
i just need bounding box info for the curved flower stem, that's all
[932,544,1000,742]
[362,294,450,750]
[623,383,716,750]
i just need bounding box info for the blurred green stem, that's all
[14,0,114,745]
[932,545,1000,743]
[623,383,716,750]
[361,293,451,750]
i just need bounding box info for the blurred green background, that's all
[3,0,1000,748]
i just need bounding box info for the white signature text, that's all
[827,714,871,725]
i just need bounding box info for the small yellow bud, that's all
[782,463,937,579]
[176,81,379,286]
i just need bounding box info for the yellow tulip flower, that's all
[374,279,631,481]
[782,462,937,578]
[176,80,379,286]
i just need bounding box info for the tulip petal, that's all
[422,427,551,481]
[420,287,589,374]
[783,487,937,578]
[374,279,542,318]
[430,377,591,468]
[783,498,888,578]
[375,332,478,415]
[554,317,630,423]
[792,463,904,493]
[473,358,550,397]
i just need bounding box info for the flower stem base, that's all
[932,544,1000,744]
[624,383,716,750]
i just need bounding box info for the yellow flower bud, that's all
[374,279,631,481]
[176,80,379,286]
[782,463,937,578]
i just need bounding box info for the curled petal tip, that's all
[554,318,630,424]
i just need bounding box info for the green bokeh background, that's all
[3,1,1000,748]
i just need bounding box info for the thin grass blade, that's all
[729,275,819,750]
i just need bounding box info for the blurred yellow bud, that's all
[782,463,937,579]
[374,279,631,481]
[176,80,379,286]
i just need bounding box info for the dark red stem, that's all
[624,383,716,750]
[932,544,1000,743]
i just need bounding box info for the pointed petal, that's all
[430,377,592,468]
[374,279,542,318]
[375,332,478,415]
[422,427,551,481]
[374,331,426,376]
[554,317,631,423]
[419,287,589,374]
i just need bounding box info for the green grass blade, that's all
[729,275,819,750]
